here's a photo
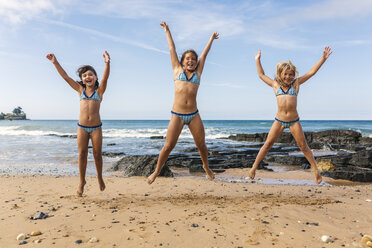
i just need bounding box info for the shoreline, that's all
[1,174,371,247]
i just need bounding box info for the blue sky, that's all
[0,0,371,120]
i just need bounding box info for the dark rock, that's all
[19,241,27,245]
[102,152,125,157]
[75,240,82,244]
[150,136,164,139]
[191,224,199,227]
[107,143,116,146]
[321,167,372,182]
[31,211,48,220]
[108,155,173,177]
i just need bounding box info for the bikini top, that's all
[80,90,101,101]
[175,71,200,84]
[276,86,297,96]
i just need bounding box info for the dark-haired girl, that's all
[147,22,218,184]
[46,51,110,196]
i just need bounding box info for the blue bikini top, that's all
[176,71,200,84]
[276,86,297,96]
[80,90,101,101]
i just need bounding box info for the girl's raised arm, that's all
[196,32,219,75]
[297,46,332,85]
[46,54,83,93]
[255,50,276,87]
[161,21,181,71]
[98,51,110,95]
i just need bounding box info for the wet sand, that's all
[1,169,371,247]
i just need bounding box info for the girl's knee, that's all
[93,149,102,159]
[79,149,88,157]
[163,143,176,153]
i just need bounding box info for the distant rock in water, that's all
[108,155,173,177]
[0,106,27,120]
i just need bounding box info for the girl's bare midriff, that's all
[79,97,101,126]
[172,80,199,113]
[275,86,299,121]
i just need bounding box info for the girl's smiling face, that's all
[182,52,197,72]
[81,70,97,87]
[282,69,295,86]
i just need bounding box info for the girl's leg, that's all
[90,127,105,191]
[289,122,322,184]
[77,127,90,196]
[249,121,284,179]
[188,114,214,180]
[147,115,184,184]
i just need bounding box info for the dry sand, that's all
[1,169,371,248]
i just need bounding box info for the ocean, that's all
[0,120,371,175]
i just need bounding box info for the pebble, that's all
[31,211,48,220]
[321,235,333,243]
[16,233,26,241]
[19,240,27,245]
[75,239,83,244]
[49,206,56,211]
[30,231,42,236]
[191,224,199,227]
[34,239,42,243]
[366,199,372,202]
[367,241,372,247]
[89,237,99,243]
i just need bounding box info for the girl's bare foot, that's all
[98,177,106,191]
[76,180,86,197]
[147,172,158,184]
[249,168,256,180]
[203,166,215,180]
[315,173,323,184]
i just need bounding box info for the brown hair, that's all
[76,65,99,89]
[180,50,198,70]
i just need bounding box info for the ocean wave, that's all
[0,126,74,137]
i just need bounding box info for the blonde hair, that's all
[275,61,298,87]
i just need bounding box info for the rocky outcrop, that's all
[108,155,173,177]
[227,130,365,145]
[108,129,372,182]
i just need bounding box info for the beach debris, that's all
[191,224,199,228]
[34,239,42,243]
[63,234,69,237]
[16,233,26,241]
[30,231,41,236]
[89,237,99,243]
[321,235,333,243]
[75,239,83,244]
[306,222,319,226]
[19,240,27,245]
[361,235,372,246]
[49,206,56,211]
[30,211,48,220]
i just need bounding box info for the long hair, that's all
[76,65,99,89]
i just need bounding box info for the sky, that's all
[0,0,371,120]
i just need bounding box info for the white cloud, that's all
[46,19,169,54]
[0,0,56,24]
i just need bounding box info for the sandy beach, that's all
[1,169,371,248]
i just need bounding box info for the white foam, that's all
[0,126,73,137]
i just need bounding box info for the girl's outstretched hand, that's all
[211,32,219,40]
[322,46,332,60]
[255,50,261,61]
[46,53,56,63]
[103,51,110,63]
[160,21,169,31]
